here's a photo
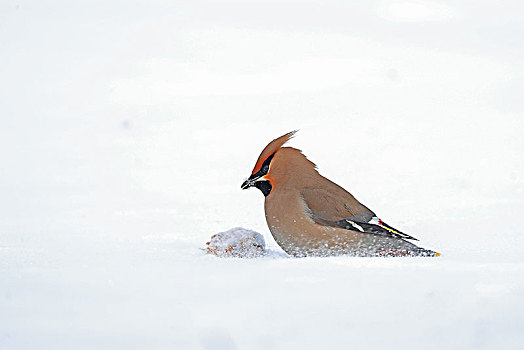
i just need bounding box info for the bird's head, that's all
[241,131,318,196]
[241,131,297,196]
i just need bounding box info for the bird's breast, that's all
[263,191,373,257]
[263,192,326,253]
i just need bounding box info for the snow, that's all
[1,0,524,349]
[203,227,267,258]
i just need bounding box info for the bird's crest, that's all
[251,130,297,175]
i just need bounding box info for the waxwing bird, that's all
[241,131,440,257]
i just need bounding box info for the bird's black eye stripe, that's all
[247,152,276,181]
[260,153,275,175]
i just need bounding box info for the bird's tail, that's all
[376,247,441,257]
[416,249,441,257]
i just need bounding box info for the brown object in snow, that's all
[241,131,439,257]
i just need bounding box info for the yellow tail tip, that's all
[435,252,441,257]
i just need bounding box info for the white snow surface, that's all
[1,0,524,349]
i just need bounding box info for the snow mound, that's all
[203,227,266,258]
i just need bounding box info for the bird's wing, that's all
[300,187,418,241]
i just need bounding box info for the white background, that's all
[1,0,523,349]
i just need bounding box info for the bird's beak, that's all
[241,174,262,189]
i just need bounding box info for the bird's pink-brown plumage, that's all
[243,132,439,257]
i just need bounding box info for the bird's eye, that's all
[262,165,269,173]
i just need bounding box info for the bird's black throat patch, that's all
[254,180,272,197]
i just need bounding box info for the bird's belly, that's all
[264,204,366,256]
[264,200,417,257]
